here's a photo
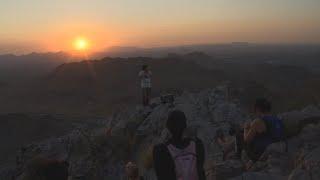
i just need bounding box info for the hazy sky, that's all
[1,0,320,54]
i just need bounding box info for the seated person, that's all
[215,129,237,160]
[153,110,206,180]
[238,98,285,163]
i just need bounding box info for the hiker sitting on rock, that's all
[153,110,206,180]
[214,129,237,160]
[236,98,285,165]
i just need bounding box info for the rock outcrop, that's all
[1,86,320,180]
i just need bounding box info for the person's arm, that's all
[153,145,175,180]
[244,119,266,143]
[244,128,255,143]
[221,137,236,156]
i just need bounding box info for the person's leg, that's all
[146,88,151,105]
[142,88,147,106]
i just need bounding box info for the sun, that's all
[73,37,89,51]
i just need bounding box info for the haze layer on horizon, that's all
[1,0,320,54]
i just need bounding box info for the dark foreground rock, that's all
[1,87,320,180]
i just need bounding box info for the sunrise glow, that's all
[73,37,89,51]
[1,0,320,54]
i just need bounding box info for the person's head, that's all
[166,110,187,138]
[22,157,69,180]
[254,98,271,115]
[142,64,148,71]
[125,162,139,179]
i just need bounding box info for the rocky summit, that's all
[1,86,320,180]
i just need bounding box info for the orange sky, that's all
[1,0,320,54]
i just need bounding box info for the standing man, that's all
[139,65,152,107]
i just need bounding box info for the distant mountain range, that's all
[0,50,319,115]
[0,52,70,81]
[0,44,319,115]
[1,43,319,74]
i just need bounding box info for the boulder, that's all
[288,168,310,180]
[280,106,320,138]
[209,160,244,180]
[3,88,320,180]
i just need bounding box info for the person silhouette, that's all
[153,110,206,180]
[138,65,152,107]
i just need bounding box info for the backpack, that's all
[262,115,285,142]
[167,141,199,180]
